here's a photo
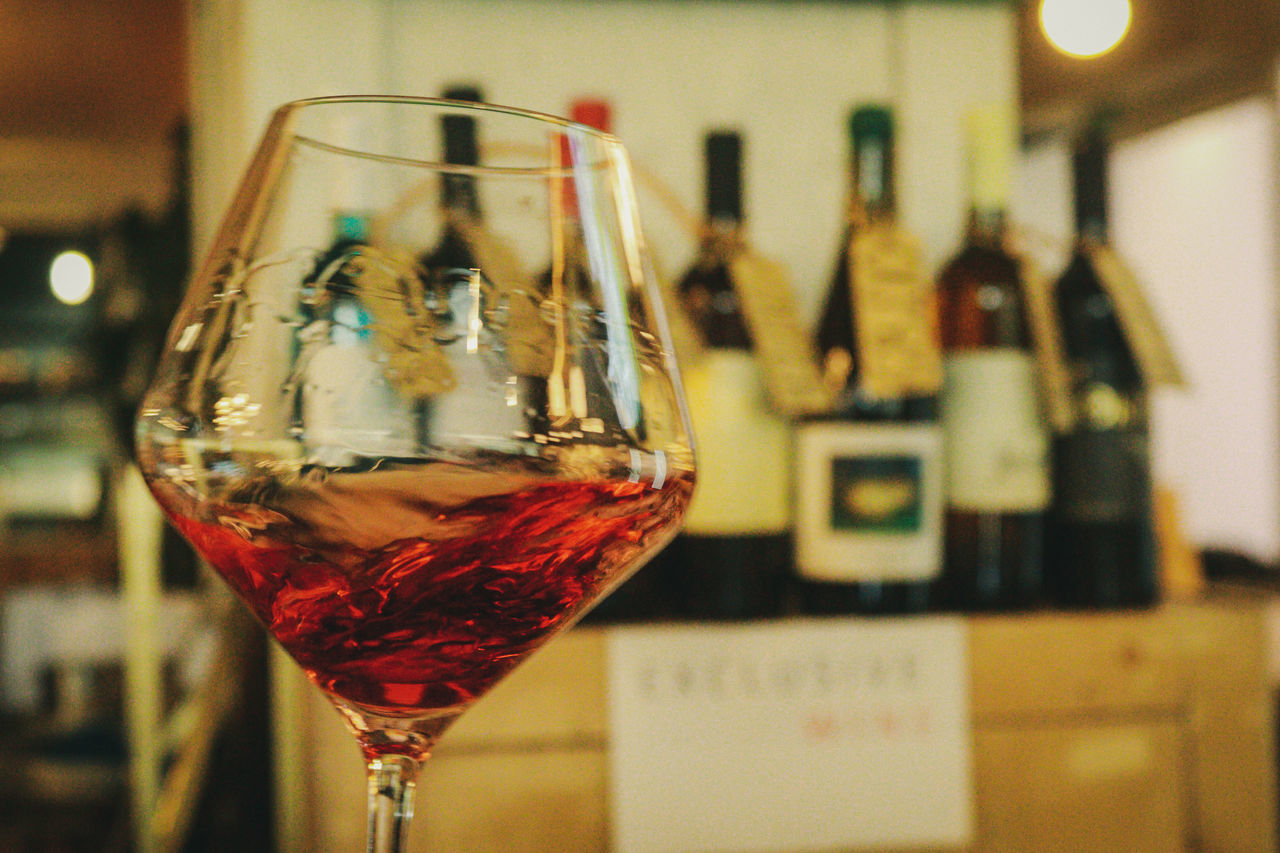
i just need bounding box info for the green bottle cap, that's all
[964,102,1016,214]
[850,105,893,147]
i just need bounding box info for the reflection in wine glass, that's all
[134,96,695,851]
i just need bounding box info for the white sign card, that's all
[606,618,973,853]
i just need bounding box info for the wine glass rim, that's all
[280,94,621,143]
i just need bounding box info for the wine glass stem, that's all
[366,754,419,853]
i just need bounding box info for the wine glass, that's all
[133,96,695,851]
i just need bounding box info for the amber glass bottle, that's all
[936,105,1049,611]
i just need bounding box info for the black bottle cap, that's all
[850,105,893,148]
[444,85,482,103]
[441,85,482,167]
[705,130,743,225]
[441,85,483,214]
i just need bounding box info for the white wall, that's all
[190,0,1016,323]
[1115,97,1280,563]
[1017,97,1280,564]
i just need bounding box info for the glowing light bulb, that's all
[50,250,95,306]
[1040,0,1131,58]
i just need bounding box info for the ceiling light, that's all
[50,250,94,306]
[1040,0,1131,58]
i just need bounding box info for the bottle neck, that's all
[1077,217,1107,247]
[563,100,612,223]
[441,96,482,219]
[442,173,480,219]
[1073,130,1109,245]
[961,103,1015,247]
[967,206,1007,248]
[852,132,893,222]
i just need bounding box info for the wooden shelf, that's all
[277,592,1277,852]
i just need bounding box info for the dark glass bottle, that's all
[1048,124,1157,609]
[936,105,1049,611]
[405,85,487,448]
[421,85,483,270]
[672,130,791,620]
[410,86,547,448]
[795,105,943,615]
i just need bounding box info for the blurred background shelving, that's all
[2,1,1280,851]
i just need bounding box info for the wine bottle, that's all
[424,85,484,269]
[551,98,673,623]
[794,105,944,615]
[543,96,617,446]
[673,130,791,620]
[936,104,1050,611]
[1047,122,1157,608]
[414,85,546,446]
[300,205,419,467]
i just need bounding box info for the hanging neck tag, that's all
[1084,240,1186,388]
[849,220,942,401]
[1016,253,1077,433]
[728,246,837,417]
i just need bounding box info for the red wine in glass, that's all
[150,460,691,752]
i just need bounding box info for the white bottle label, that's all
[941,349,1050,513]
[794,421,943,583]
[682,350,792,535]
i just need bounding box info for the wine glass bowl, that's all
[134,96,694,849]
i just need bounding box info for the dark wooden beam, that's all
[1019,0,1280,139]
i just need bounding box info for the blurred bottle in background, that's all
[936,104,1050,611]
[671,130,792,620]
[1048,118,1158,609]
[793,105,944,616]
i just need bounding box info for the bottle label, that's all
[794,422,943,582]
[1055,427,1149,523]
[335,244,456,397]
[850,222,942,400]
[683,351,792,535]
[459,219,557,379]
[941,349,1050,512]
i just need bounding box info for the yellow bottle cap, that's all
[964,103,1016,214]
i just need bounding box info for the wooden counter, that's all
[275,593,1277,852]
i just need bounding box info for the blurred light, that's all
[49,250,94,305]
[1040,0,1131,58]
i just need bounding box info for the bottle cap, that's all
[705,130,743,224]
[963,102,1016,214]
[850,105,893,146]
[570,99,611,133]
[443,85,482,104]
